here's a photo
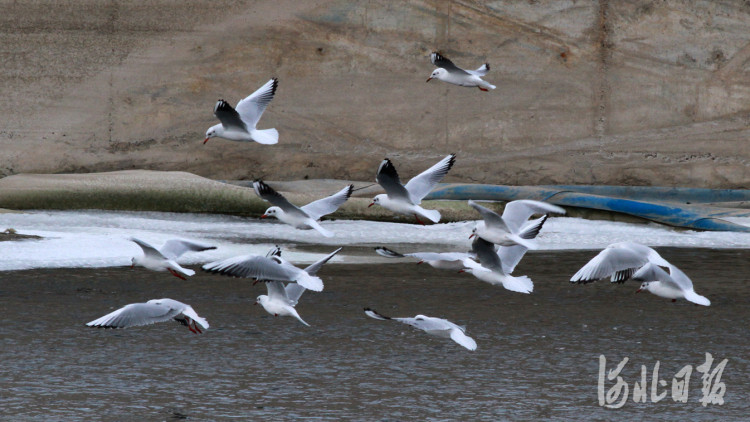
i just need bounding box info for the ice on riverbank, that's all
[1,210,750,271]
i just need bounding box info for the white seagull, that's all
[364,308,477,351]
[374,247,474,271]
[427,52,495,91]
[202,249,332,292]
[129,237,217,280]
[204,78,279,145]
[633,263,710,306]
[459,236,534,294]
[254,247,342,326]
[86,298,209,334]
[254,180,353,237]
[369,154,456,224]
[470,199,565,249]
[570,241,671,284]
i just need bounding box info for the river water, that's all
[1,248,747,421]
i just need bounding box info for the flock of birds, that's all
[85,52,711,351]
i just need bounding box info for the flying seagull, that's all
[370,154,456,224]
[204,78,279,145]
[254,180,353,237]
[86,298,209,334]
[427,52,495,91]
[364,308,477,351]
[129,237,216,280]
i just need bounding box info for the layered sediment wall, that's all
[2,1,749,187]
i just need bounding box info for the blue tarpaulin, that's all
[426,184,750,232]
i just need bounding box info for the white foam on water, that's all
[1,210,750,271]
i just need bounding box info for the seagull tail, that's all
[685,290,711,306]
[417,208,441,223]
[503,274,534,294]
[251,128,279,145]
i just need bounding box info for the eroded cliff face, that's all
[1,0,749,187]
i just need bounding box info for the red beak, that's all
[368,202,374,208]
[469,233,475,239]
[426,77,432,82]
[260,214,268,219]
[457,269,465,274]
[635,289,642,294]
[203,137,210,144]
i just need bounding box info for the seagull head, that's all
[369,194,385,208]
[204,124,221,144]
[427,68,447,82]
[255,295,268,307]
[261,206,282,219]
[636,282,652,294]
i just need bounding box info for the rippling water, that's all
[1,248,748,420]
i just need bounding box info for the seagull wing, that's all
[234,78,278,128]
[203,255,323,291]
[129,237,167,260]
[450,328,478,351]
[501,200,565,234]
[468,200,509,232]
[471,237,505,273]
[403,154,456,204]
[253,180,308,218]
[86,302,179,328]
[300,185,353,221]
[375,158,411,201]
[213,99,247,132]
[430,52,469,74]
[570,247,650,284]
[303,247,342,276]
[159,239,217,260]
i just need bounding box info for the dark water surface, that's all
[1,248,748,421]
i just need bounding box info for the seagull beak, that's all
[253,302,258,306]
[368,202,374,208]
[457,269,465,274]
[426,77,432,82]
[469,233,475,239]
[260,214,268,219]
[635,288,642,294]
[203,137,210,144]
[416,261,423,265]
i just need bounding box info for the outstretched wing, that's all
[300,185,353,221]
[160,239,217,260]
[129,237,167,260]
[404,154,456,204]
[303,247,342,276]
[253,180,307,217]
[86,302,179,328]
[375,158,411,201]
[570,247,650,284]
[213,99,247,132]
[203,255,323,291]
[430,52,469,74]
[235,78,278,128]
[468,200,508,232]
[501,200,565,234]
[471,237,504,273]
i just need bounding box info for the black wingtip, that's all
[270,77,279,94]
[485,63,490,71]
[345,184,354,199]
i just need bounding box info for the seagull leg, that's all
[186,318,198,334]
[478,87,488,92]
[417,261,424,265]
[192,321,202,334]
[167,268,187,281]
[414,214,425,226]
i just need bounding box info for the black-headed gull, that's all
[364,308,477,351]
[369,154,456,224]
[469,199,565,249]
[204,78,279,145]
[129,237,217,280]
[202,250,332,292]
[633,263,710,306]
[86,298,209,334]
[254,180,353,237]
[459,236,534,294]
[427,52,495,91]
[255,248,342,326]
[570,241,671,284]
[374,246,473,271]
